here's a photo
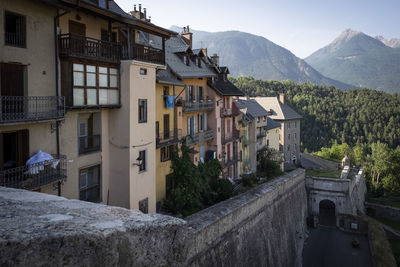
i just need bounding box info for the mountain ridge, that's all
[170,25,353,90]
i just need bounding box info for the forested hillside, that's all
[230,76,400,152]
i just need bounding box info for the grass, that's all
[389,240,400,266]
[306,169,342,178]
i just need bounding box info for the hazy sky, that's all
[116,0,400,58]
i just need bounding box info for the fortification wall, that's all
[0,169,307,267]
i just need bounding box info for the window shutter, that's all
[193,116,196,133]
[20,129,29,165]
[187,116,191,135]
[196,86,199,101]
[204,113,207,130]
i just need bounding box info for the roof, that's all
[253,97,302,120]
[156,67,185,86]
[208,75,244,96]
[166,36,217,79]
[265,117,281,130]
[234,99,269,118]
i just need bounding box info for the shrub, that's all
[241,173,257,187]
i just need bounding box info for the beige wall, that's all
[282,119,300,163]
[266,127,280,152]
[0,0,56,97]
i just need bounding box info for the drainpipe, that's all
[54,8,70,196]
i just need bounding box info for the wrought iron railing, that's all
[156,129,183,147]
[220,107,232,117]
[0,96,65,124]
[122,43,165,65]
[223,129,240,144]
[5,32,26,47]
[185,129,214,146]
[0,155,67,190]
[79,135,101,155]
[183,100,214,113]
[257,132,266,139]
[59,34,121,63]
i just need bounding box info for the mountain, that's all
[305,29,400,93]
[170,26,353,89]
[375,35,400,48]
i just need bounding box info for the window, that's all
[140,68,147,75]
[186,86,195,102]
[288,123,290,129]
[198,86,204,101]
[139,198,148,214]
[73,63,119,106]
[5,11,26,47]
[79,165,101,203]
[294,133,297,140]
[78,113,101,155]
[138,150,146,172]
[183,55,189,65]
[257,117,260,123]
[187,116,196,135]
[295,122,297,128]
[165,174,174,198]
[155,121,159,139]
[267,139,270,147]
[138,99,147,123]
[263,116,266,121]
[198,113,207,132]
[196,57,201,67]
[163,86,169,96]
[288,134,290,140]
[161,146,172,162]
[287,145,290,151]
[0,130,29,170]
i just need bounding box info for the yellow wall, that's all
[0,0,56,96]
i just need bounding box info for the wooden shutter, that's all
[204,113,207,131]
[69,20,86,37]
[1,63,24,96]
[17,129,29,166]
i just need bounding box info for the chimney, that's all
[181,25,193,49]
[201,48,208,57]
[211,53,219,66]
[143,8,146,19]
[134,4,136,11]
[279,93,285,104]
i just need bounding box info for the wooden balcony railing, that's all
[59,34,121,64]
[122,43,165,65]
[0,155,67,191]
[183,100,214,113]
[0,96,65,124]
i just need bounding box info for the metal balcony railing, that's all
[79,135,101,155]
[185,129,214,146]
[5,32,26,47]
[223,129,240,144]
[0,155,67,190]
[183,100,214,113]
[156,129,183,148]
[220,107,232,117]
[0,96,65,124]
[59,34,121,64]
[257,132,266,139]
[122,43,165,65]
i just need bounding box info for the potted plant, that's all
[351,237,360,248]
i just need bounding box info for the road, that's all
[303,226,372,267]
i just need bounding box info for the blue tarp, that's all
[26,150,58,174]
[165,95,174,109]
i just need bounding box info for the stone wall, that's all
[366,202,400,222]
[185,168,307,267]
[0,169,307,267]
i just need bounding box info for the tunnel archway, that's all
[319,199,336,226]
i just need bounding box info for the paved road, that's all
[300,155,325,170]
[303,227,372,267]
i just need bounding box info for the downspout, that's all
[54,8,70,196]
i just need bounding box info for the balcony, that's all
[185,129,214,146]
[257,132,266,139]
[79,135,101,155]
[0,155,67,191]
[224,153,239,168]
[223,129,240,144]
[220,107,232,117]
[183,100,214,113]
[0,96,65,125]
[122,43,165,65]
[156,129,182,148]
[59,34,121,64]
[257,144,268,153]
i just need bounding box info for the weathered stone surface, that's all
[186,168,307,267]
[366,202,400,222]
[0,187,188,267]
[0,169,307,267]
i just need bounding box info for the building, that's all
[1,0,175,213]
[254,94,302,170]
[236,105,253,176]
[234,99,269,173]
[265,117,281,152]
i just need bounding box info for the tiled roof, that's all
[157,67,185,86]
[208,75,244,96]
[166,36,217,78]
[253,97,302,120]
[234,99,269,118]
[265,117,281,130]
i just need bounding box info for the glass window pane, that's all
[99,89,108,104]
[73,72,84,86]
[73,64,84,71]
[99,67,108,74]
[87,73,96,87]
[86,65,96,73]
[110,75,117,87]
[79,172,87,189]
[99,74,108,87]
[109,68,117,75]
[73,88,84,106]
[108,90,119,104]
[87,89,97,105]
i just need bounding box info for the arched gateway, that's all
[319,199,336,226]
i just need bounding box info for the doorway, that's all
[319,199,336,226]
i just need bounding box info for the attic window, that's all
[183,55,189,66]
[196,57,201,67]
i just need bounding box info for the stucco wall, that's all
[0,169,308,267]
[266,127,280,152]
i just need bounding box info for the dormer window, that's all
[183,55,189,65]
[196,57,201,67]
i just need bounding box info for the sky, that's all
[116,0,400,58]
